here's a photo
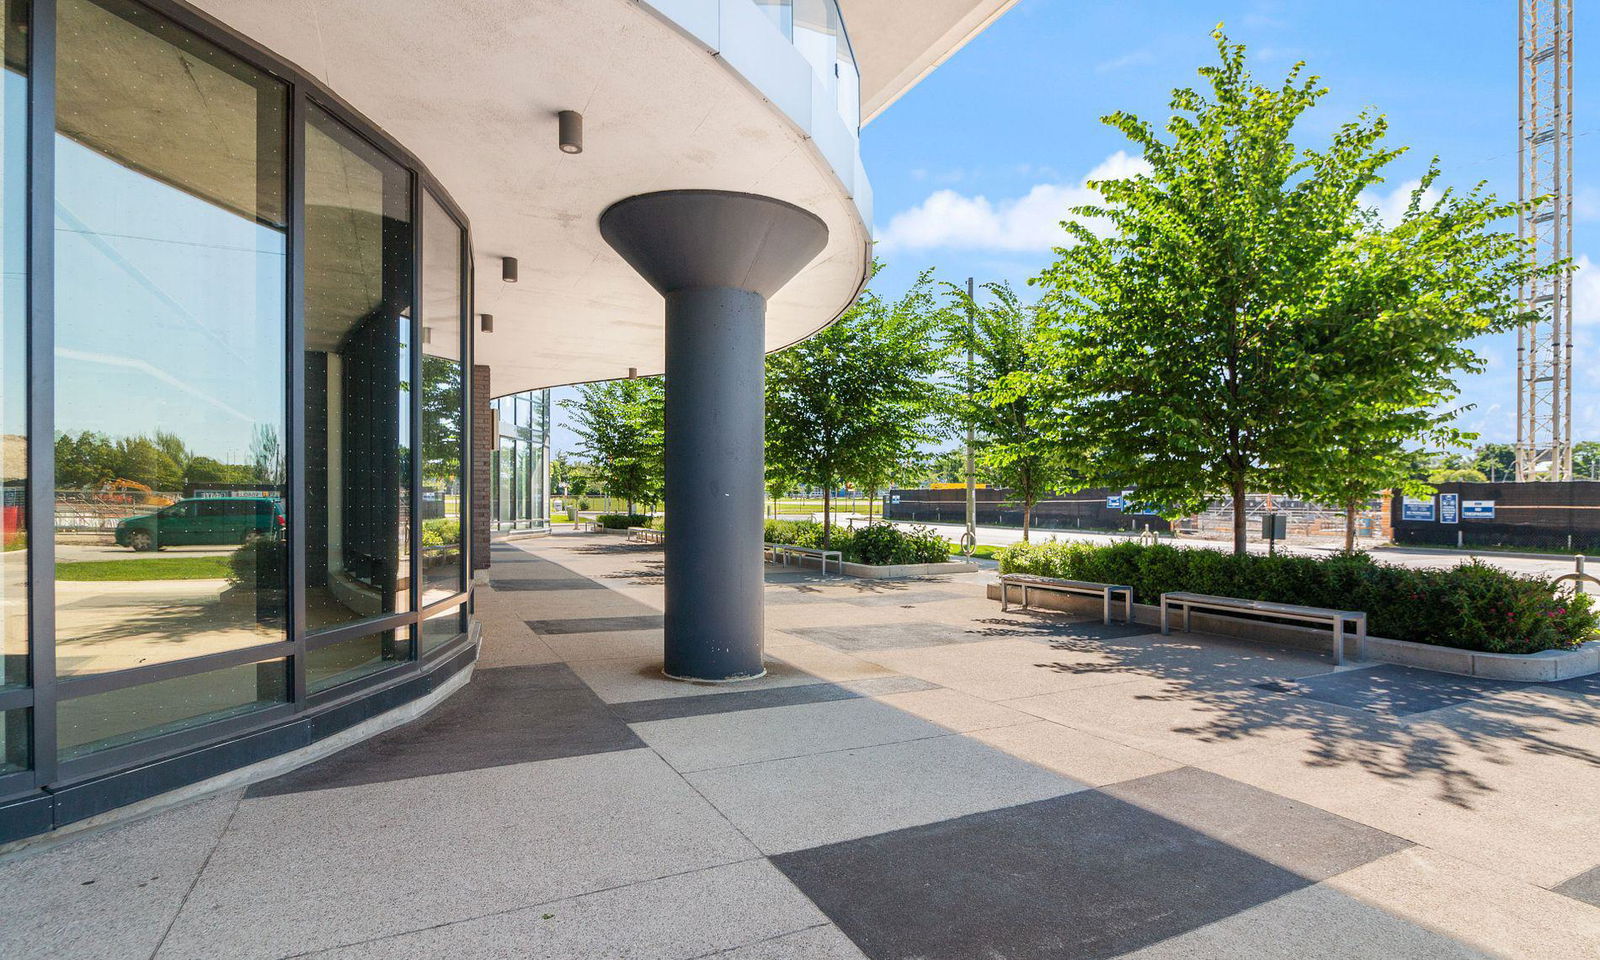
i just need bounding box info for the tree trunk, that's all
[822,485,832,549]
[1343,498,1358,553]
[1231,478,1248,556]
[1022,502,1032,543]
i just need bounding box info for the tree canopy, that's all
[765,267,949,542]
[1016,29,1545,553]
[561,377,665,511]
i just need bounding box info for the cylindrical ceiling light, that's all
[558,110,583,154]
[421,325,432,345]
[480,313,494,333]
[501,257,518,283]
[627,367,637,379]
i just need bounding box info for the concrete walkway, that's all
[4,531,1600,959]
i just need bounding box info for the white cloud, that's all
[876,152,1151,253]
[1359,179,1443,228]
[1094,50,1155,74]
[1572,254,1600,327]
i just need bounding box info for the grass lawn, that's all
[56,556,234,582]
[945,542,1005,560]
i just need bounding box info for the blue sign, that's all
[1438,493,1459,524]
[1402,496,1435,522]
[1106,495,1124,511]
[1462,500,1496,520]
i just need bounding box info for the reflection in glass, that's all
[306,629,404,693]
[53,0,288,678]
[420,601,463,656]
[1,708,26,772]
[420,192,463,607]
[57,658,287,760]
[1,0,26,692]
[304,104,412,632]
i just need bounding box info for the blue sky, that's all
[554,0,1597,455]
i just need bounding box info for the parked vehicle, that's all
[115,497,284,551]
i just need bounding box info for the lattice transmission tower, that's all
[1516,0,1575,482]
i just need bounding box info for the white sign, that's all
[1462,500,1496,520]
[1438,493,1459,524]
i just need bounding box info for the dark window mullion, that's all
[286,83,308,706]
[27,0,57,787]
[408,170,423,659]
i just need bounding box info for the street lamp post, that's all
[963,277,977,557]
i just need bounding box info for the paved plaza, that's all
[4,531,1600,959]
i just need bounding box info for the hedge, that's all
[763,519,949,566]
[997,541,1596,655]
[595,513,652,529]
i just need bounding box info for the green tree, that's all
[1473,443,1516,482]
[562,378,664,514]
[1570,441,1599,482]
[947,281,1080,541]
[1429,467,1489,484]
[419,357,461,484]
[1021,30,1540,554]
[766,268,949,545]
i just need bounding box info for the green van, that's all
[115,497,284,551]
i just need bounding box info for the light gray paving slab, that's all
[633,698,949,773]
[706,924,869,959]
[686,734,1083,855]
[568,655,824,704]
[155,749,757,960]
[0,792,239,960]
[1120,884,1491,959]
[303,859,825,960]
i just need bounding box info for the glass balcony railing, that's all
[753,0,861,130]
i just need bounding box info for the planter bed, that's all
[986,582,1600,681]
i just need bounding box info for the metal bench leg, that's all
[1183,603,1191,633]
[1001,582,1010,612]
[1332,617,1344,666]
[1357,618,1366,662]
[1102,591,1111,625]
[1160,600,1169,635]
[1124,591,1133,625]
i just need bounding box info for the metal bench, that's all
[573,519,600,533]
[999,574,1133,625]
[628,526,665,544]
[1159,591,1365,665]
[768,543,843,575]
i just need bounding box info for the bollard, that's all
[1457,530,1463,549]
[1579,556,1588,595]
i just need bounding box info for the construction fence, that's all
[1391,481,1600,554]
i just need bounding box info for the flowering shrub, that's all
[996,541,1597,654]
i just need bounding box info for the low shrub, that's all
[996,541,1597,654]
[763,520,949,566]
[421,517,460,547]
[595,513,652,529]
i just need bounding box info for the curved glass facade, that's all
[0,0,476,833]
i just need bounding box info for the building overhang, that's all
[188,0,874,395]
[840,0,1021,124]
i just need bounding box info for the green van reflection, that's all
[114,497,285,551]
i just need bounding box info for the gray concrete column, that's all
[599,191,828,681]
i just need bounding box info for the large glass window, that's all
[420,192,463,607]
[52,0,288,683]
[488,390,550,533]
[303,104,412,632]
[1,0,29,704]
[306,629,404,694]
[57,658,288,760]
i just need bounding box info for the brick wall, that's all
[471,363,491,572]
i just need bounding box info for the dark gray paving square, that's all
[492,577,608,591]
[774,767,1406,960]
[1102,767,1411,880]
[783,622,991,652]
[774,788,1325,960]
[1554,864,1600,907]
[1551,672,1600,695]
[528,614,666,634]
[248,663,642,796]
[610,681,856,723]
[1256,664,1529,717]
